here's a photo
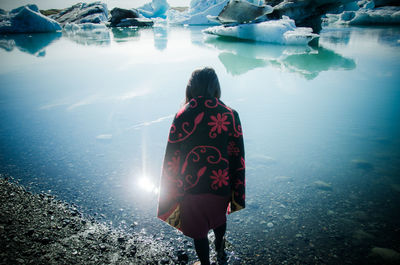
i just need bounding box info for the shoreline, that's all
[0,178,180,265]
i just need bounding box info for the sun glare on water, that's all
[137,176,159,194]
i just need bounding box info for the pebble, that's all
[295,233,303,238]
[267,222,274,228]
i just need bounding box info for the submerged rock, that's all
[0,5,61,33]
[390,183,400,193]
[353,229,374,240]
[313,180,332,191]
[370,247,400,264]
[351,159,374,171]
[50,2,108,26]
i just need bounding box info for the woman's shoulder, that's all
[218,99,240,115]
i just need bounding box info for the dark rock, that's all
[114,18,154,27]
[351,159,374,171]
[176,250,189,263]
[99,244,107,252]
[40,236,51,244]
[160,257,170,264]
[26,228,35,236]
[268,0,354,33]
[374,0,400,7]
[109,7,139,26]
[128,245,137,257]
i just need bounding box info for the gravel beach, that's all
[0,178,179,265]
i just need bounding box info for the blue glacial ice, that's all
[137,0,170,19]
[49,2,109,26]
[0,5,61,33]
[325,6,400,25]
[324,0,400,26]
[203,16,319,45]
[168,0,229,25]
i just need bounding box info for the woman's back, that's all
[168,96,244,197]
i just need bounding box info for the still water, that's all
[1,25,400,264]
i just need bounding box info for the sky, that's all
[0,0,189,10]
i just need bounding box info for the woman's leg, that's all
[194,237,210,265]
[213,222,226,251]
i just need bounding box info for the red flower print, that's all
[210,169,229,190]
[167,156,180,176]
[208,113,230,135]
[227,141,239,156]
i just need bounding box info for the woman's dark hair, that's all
[185,67,221,103]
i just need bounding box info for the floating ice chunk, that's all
[207,0,272,25]
[96,134,112,141]
[325,6,400,25]
[50,2,108,25]
[169,0,229,25]
[358,0,375,10]
[203,17,318,45]
[169,0,270,25]
[0,5,61,33]
[138,0,170,19]
[64,22,107,31]
[189,0,228,15]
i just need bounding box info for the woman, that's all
[157,67,245,265]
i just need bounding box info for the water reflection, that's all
[320,28,352,45]
[205,36,356,79]
[0,32,61,57]
[111,27,140,42]
[281,47,356,79]
[153,26,168,51]
[63,27,111,46]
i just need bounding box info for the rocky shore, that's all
[0,178,178,265]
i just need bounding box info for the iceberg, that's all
[168,0,229,25]
[0,5,61,33]
[137,0,170,19]
[325,6,400,25]
[203,16,319,45]
[269,0,356,33]
[207,0,273,24]
[50,2,108,25]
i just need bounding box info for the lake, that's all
[1,25,399,264]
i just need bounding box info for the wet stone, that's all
[176,250,189,263]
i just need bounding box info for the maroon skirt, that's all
[180,193,230,239]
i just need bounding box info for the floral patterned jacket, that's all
[157,96,245,230]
